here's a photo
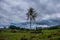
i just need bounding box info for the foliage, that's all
[9,25,21,30]
[11,30,17,33]
[9,25,17,29]
[0,25,60,40]
[47,25,60,30]
[21,35,27,40]
[0,27,60,40]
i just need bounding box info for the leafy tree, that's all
[9,25,16,29]
[16,27,20,30]
[48,25,60,30]
[26,8,37,29]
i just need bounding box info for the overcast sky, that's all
[0,0,60,27]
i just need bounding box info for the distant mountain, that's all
[0,18,60,29]
[8,19,60,28]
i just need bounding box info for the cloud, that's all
[0,0,60,27]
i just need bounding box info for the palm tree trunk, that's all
[30,17,31,30]
[30,17,32,40]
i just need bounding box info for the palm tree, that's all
[26,8,37,30]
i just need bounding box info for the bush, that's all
[58,38,60,40]
[0,38,4,40]
[0,29,2,32]
[21,37,27,40]
[20,35,28,40]
[47,35,52,38]
[31,30,42,34]
[0,29,4,32]
[11,30,16,33]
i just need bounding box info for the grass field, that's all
[0,29,60,40]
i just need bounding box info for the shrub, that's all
[47,35,52,38]
[0,29,2,32]
[21,36,27,40]
[11,30,16,33]
[21,37,27,40]
[58,38,60,40]
[0,38,4,40]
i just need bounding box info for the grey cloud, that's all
[0,0,60,27]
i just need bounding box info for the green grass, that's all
[0,29,60,40]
